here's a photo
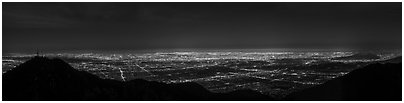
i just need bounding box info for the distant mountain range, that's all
[2,56,402,100]
[332,53,380,60]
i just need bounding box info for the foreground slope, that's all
[2,56,273,101]
[286,57,402,101]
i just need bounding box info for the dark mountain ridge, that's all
[285,57,402,100]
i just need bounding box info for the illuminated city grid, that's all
[2,50,401,98]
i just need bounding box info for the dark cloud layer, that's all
[3,2,402,53]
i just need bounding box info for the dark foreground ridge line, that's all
[285,58,402,101]
[2,56,402,101]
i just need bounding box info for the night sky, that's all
[3,2,402,53]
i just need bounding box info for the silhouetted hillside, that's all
[3,56,274,101]
[332,53,380,60]
[380,56,402,64]
[285,57,402,100]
